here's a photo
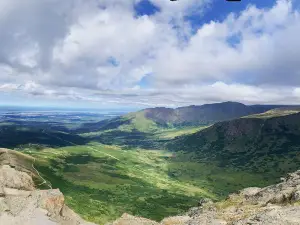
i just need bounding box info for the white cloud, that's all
[0,0,299,107]
[153,0,300,87]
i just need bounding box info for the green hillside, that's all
[139,102,288,126]
[22,143,268,224]
[166,111,300,181]
[2,106,300,224]
[77,102,291,135]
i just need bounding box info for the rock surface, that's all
[0,164,35,191]
[108,213,160,225]
[0,165,96,225]
[108,170,300,225]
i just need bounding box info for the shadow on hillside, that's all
[0,124,88,150]
[74,117,131,134]
[83,129,167,150]
[0,121,166,150]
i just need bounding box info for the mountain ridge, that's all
[77,101,297,134]
[142,101,295,126]
[166,110,300,181]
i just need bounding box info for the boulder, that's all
[239,187,262,198]
[198,198,213,207]
[36,189,65,217]
[108,213,160,225]
[161,216,190,225]
[0,165,35,191]
[0,164,96,225]
[233,206,300,225]
[293,190,300,202]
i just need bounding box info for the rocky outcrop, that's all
[108,213,160,225]
[0,165,96,225]
[0,164,35,191]
[108,170,300,225]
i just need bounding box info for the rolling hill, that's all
[166,109,300,180]
[76,101,291,133]
[142,101,285,126]
[73,102,294,150]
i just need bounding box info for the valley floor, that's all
[2,109,300,224]
[22,142,270,224]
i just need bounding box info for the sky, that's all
[0,0,300,109]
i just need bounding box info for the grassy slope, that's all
[167,111,300,182]
[22,142,268,225]
[0,148,34,171]
[79,109,208,137]
[24,144,207,224]
[244,108,300,119]
[79,112,210,150]
[122,111,159,132]
[154,126,210,140]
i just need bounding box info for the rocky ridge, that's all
[0,163,96,225]
[107,170,300,225]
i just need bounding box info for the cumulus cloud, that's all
[0,0,299,107]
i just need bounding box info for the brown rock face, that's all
[37,189,65,216]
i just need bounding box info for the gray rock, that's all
[234,206,300,225]
[0,197,9,212]
[0,164,96,225]
[186,207,202,218]
[0,185,4,197]
[198,198,213,207]
[293,190,300,202]
[108,213,160,225]
[0,165,35,191]
[239,187,262,198]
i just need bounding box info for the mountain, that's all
[77,102,290,134]
[166,109,300,180]
[107,169,300,225]
[143,101,285,126]
[73,102,298,151]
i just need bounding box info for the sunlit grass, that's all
[23,142,269,225]
[155,126,210,139]
[244,109,300,119]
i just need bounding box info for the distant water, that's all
[0,106,133,124]
[0,106,130,115]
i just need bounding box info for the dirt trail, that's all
[31,158,52,189]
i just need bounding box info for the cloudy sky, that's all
[0,0,300,109]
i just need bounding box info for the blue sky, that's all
[188,0,277,28]
[0,0,300,109]
[135,0,160,17]
[135,0,277,27]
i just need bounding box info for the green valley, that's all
[1,103,300,224]
[22,143,268,224]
